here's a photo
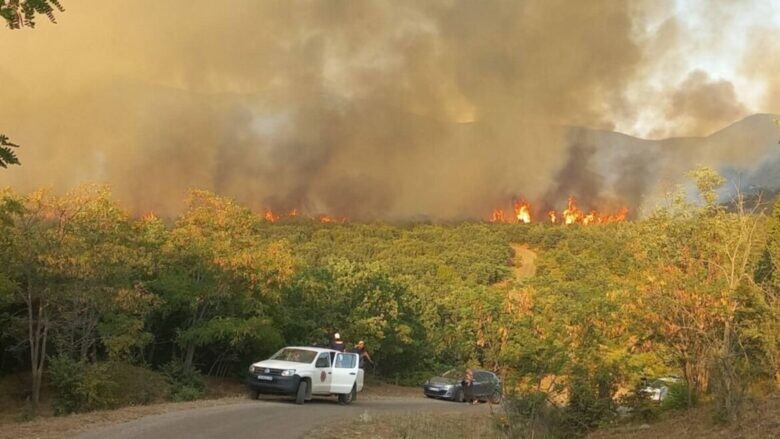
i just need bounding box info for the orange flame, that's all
[264,210,279,223]
[490,209,507,223]
[548,210,557,223]
[142,212,158,221]
[514,200,531,224]
[563,196,581,225]
[288,208,298,217]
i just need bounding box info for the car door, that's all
[330,352,358,394]
[473,371,490,398]
[311,352,332,395]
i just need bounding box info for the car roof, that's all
[283,346,347,354]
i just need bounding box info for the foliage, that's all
[661,380,697,411]
[48,356,169,414]
[0,0,63,29]
[0,134,20,168]
[0,170,777,428]
[499,391,567,439]
[48,355,116,414]
[160,360,205,401]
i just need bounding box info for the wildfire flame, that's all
[563,196,580,225]
[489,195,628,226]
[490,209,507,223]
[514,200,531,224]
[261,208,347,224]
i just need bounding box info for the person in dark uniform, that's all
[329,333,346,352]
[349,340,373,368]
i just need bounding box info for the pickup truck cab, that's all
[246,346,364,404]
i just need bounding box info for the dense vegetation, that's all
[0,169,778,436]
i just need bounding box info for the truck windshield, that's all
[270,348,317,364]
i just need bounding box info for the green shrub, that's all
[171,385,203,401]
[661,381,696,411]
[160,361,205,401]
[500,391,567,439]
[108,363,170,406]
[618,390,660,422]
[49,357,171,414]
[48,356,117,414]
[561,377,616,434]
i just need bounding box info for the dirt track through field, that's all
[67,397,489,439]
[511,243,537,279]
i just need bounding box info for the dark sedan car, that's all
[423,368,502,403]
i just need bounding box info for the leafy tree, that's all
[0,134,20,168]
[1,0,64,29]
[634,167,770,420]
[154,190,293,370]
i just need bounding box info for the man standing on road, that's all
[350,340,373,368]
[329,333,346,352]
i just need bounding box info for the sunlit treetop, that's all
[0,0,64,29]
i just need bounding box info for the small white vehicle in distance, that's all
[639,376,684,402]
[246,346,364,404]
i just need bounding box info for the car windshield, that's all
[441,368,465,379]
[649,380,668,388]
[269,348,317,364]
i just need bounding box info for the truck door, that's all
[330,353,358,394]
[311,352,332,395]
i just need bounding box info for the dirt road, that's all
[68,396,489,439]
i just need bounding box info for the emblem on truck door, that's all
[320,371,326,382]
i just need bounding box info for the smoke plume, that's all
[0,0,778,220]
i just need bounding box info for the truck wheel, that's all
[295,381,308,405]
[338,385,356,405]
[248,390,259,400]
[454,389,464,403]
[489,390,502,405]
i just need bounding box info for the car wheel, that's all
[295,381,308,405]
[489,390,502,405]
[454,389,464,403]
[339,385,356,405]
[424,394,434,399]
[248,390,259,400]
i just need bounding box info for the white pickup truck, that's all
[246,346,364,404]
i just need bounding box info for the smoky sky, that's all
[0,0,778,220]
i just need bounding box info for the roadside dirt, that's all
[0,379,421,439]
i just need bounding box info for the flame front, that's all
[514,200,531,224]
[563,196,580,225]
[490,209,507,223]
[489,195,628,225]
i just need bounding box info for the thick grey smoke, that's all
[0,1,777,220]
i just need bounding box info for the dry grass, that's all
[307,411,499,439]
[590,392,780,439]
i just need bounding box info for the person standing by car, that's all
[329,333,346,352]
[350,340,373,368]
[462,368,477,404]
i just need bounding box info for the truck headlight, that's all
[249,365,257,374]
[280,369,296,377]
